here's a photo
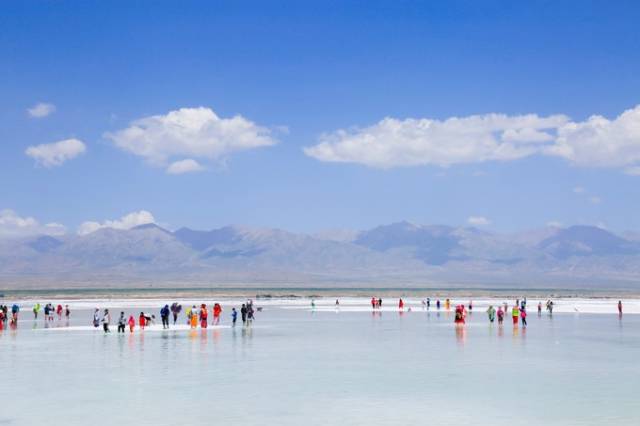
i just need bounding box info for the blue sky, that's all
[1,1,640,235]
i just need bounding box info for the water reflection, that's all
[455,324,466,345]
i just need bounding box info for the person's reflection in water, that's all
[138,330,145,353]
[242,325,253,340]
[512,326,519,338]
[212,328,221,344]
[200,328,208,350]
[498,323,504,338]
[128,331,135,351]
[231,325,238,343]
[188,329,198,341]
[117,330,126,356]
[455,324,466,345]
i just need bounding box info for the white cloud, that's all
[467,216,491,226]
[105,107,277,171]
[77,210,155,235]
[304,113,568,168]
[27,102,56,118]
[25,138,86,167]
[624,166,640,176]
[588,196,602,204]
[546,221,563,228]
[166,158,205,175]
[545,105,640,168]
[0,209,66,238]
[305,104,640,172]
[573,186,586,194]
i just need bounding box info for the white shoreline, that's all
[3,296,636,314]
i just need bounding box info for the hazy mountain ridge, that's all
[2,221,640,288]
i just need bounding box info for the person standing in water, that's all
[199,304,208,328]
[487,305,496,323]
[139,312,147,330]
[335,299,340,307]
[398,298,404,310]
[102,309,111,333]
[511,305,519,326]
[93,308,100,328]
[65,305,71,319]
[170,302,181,325]
[117,312,126,333]
[426,298,431,309]
[378,298,382,308]
[436,299,441,310]
[520,306,527,327]
[445,299,450,310]
[33,303,40,319]
[497,306,504,324]
[468,301,473,312]
[240,304,247,324]
[10,304,19,324]
[128,315,136,333]
[213,303,222,325]
[247,303,255,323]
[537,302,542,316]
[618,300,623,316]
[231,307,238,326]
[56,304,63,320]
[454,305,466,325]
[160,304,170,329]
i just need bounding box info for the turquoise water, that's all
[1,301,638,425]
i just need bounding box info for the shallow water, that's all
[1,298,638,425]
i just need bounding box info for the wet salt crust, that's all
[1,297,638,426]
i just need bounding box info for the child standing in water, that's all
[128,315,135,333]
[520,307,527,327]
[398,298,404,310]
[537,302,542,316]
[231,308,238,326]
[497,306,504,324]
[139,312,146,330]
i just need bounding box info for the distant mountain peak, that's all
[131,223,171,234]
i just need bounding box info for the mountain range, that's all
[2,221,640,289]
